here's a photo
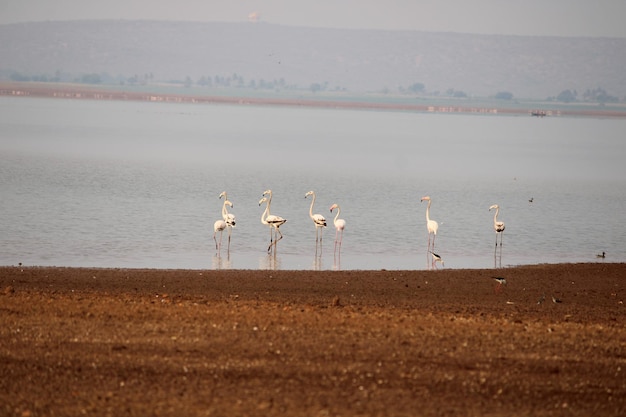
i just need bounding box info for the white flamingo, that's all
[213,218,227,252]
[489,204,505,267]
[421,196,439,252]
[220,199,235,251]
[329,203,346,255]
[489,204,505,246]
[259,190,287,252]
[219,191,236,227]
[305,191,327,253]
[259,197,274,252]
[259,196,287,253]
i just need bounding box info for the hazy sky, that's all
[1,0,625,37]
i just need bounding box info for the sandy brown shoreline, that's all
[1,263,625,416]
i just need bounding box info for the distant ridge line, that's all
[2,20,625,98]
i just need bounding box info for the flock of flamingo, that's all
[213,190,346,258]
[213,190,508,269]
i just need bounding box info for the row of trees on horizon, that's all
[3,69,623,104]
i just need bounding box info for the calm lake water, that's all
[1,96,625,270]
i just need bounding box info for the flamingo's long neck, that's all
[425,200,432,222]
[309,193,316,219]
[333,206,341,225]
[222,200,230,220]
[260,202,269,225]
[266,192,273,215]
[493,207,499,226]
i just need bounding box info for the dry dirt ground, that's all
[1,263,624,416]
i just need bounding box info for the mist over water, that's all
[1,97,625,270]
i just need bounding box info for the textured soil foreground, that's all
[1,264,624,417]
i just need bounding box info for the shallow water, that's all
[1,96,625,270]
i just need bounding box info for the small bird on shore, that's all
[429,251,444,269]
[492,277,507,294]
[537,293,546,305]
[552,295,562,304]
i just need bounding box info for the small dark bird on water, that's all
[596,251,606,258]
[528,197,534,203]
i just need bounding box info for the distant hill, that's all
[1,20,625,99]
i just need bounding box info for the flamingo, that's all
[219,191,236,227]
[220,199,235,251]
[305,191,327,254]
[489,204,504,236]
[489,204,505,268]
[329,204,346,255]
[259,191,287,252]
[420,196,439,252]
[219,192,236,251]
[213,218,227,252]
[259,197,275,252]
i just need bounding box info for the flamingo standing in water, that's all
[329,203,346,255]
[213,217,227,253]
[219,192,236,226]
[221,199,235,251]
[489,204,505,267]
[259,190,287,252]
[420,196,439,252]
[305,191,327,254]
[218,192,236,252]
